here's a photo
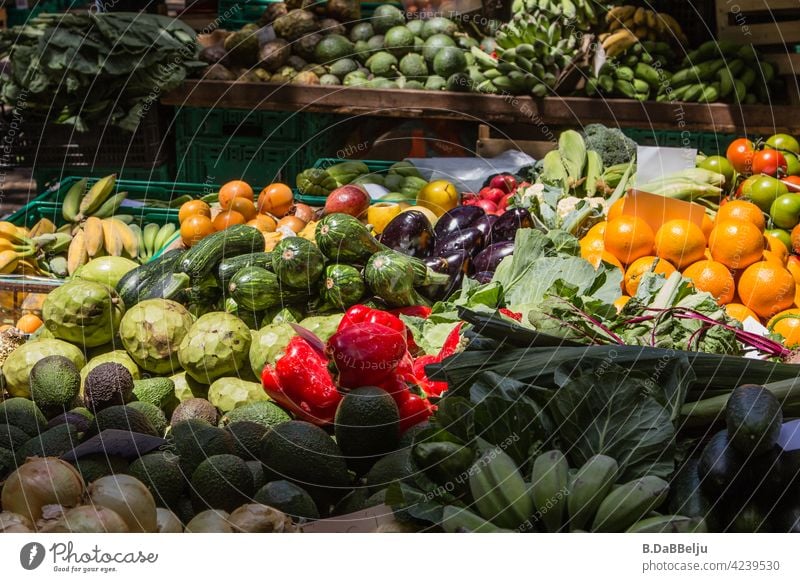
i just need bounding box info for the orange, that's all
[725,303,760,324]
[247,214,277,233]
[792,223,800,254]
[218,180,254,210]
[178,200,211,224]
[767,308,800,347]
[682,260,735,305]
[180,215,215,247]
[613,295,631,312]
[212,210,246,231]
[708,219,765,270]
[653,219,707,270]
[737,261,796,319]
[583,250,623,271]
[228,197,258,221]
[624,256,676,296]
[715,200,766,231]
[787,255,800,284]
[257,183,293,217]
[15,313,42,334]
[763,235,789,264]
[701,214,714,241]
[607,198,626,222]
[762,250,785,267]
[586,221,607,238]
[580,235,605,256]
[604,216,655,265]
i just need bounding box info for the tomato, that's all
[770,194,800,229]
[698,155,735,186]
[783,175,800,192]
[784,152,800,176]
[747,175,789,211]
[727,138,756,175]
[257,183,293,217]
[752,149,787,176]
[766,228,793,251]
[766,133,800,155]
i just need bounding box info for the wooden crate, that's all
[476,125,555,159]
[0,8,7,30]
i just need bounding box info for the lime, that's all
[766,133,800,155]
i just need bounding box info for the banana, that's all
[44,232,73,254]
[606,5,636,24]
[657,13,687,45]
[77,174,116,220]
[67,229,89,275]
[567,455,618,531]
[0,250,20,274]
[108,218,139,259]
[143,223,161,256]
[634,26,648,40]
[602,29,637,58]
[61,178,87,223]
[91,191,127,219]
[101,219,124,257]
[128,224,145,260]
[84,216,105,258]
[29,218,57,238]
[633,6,646,25]
[645,10,657,30]
[530,450,569,532]
[442,506,513,533]
[113,214,134,224]
[153,223,177,253]
[469,447,533,530]
[592,476,670,532]
[626,515,707,533]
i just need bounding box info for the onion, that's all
[0,511,34,533]
[276,215,307,233]
[185,510,233,533]
[288,203,314,224]
[228,504,295,533]
[1,457,85,522]
[156,508,183,533]
[39,505,129,533]
[86,475,157,533]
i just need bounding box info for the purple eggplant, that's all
[434,227,484,257]
[433,205,485,240]
[472,271,494,284]
[380,210,435,258]
[473,214,498,239]
[489,208,533,243]
[421,250,470,302]
[473,241,514,273]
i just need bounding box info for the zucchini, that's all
[365,250,449,307]
[116,248,185,308]
[316,264,366,312]
[228,266,306,312]
[217,252,273,288]
[141,272,191,302]
[315,213,387,264]
[178,225,264,279]
[271,237,325,291]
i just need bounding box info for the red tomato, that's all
[727,138,756,175]
[783,175,800,193]
[479,187,506,204]
[752,148,787,176]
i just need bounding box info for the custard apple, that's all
[119,299,194,375]
[42,280,124,348]
[2,339,86,398]
[178,313,251,384]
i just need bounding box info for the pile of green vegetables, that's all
[0,12,203,131]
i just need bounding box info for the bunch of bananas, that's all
[61,174,127,223]
[537,130,606,197]
[510,0,597,31]
[0,219,73,278]
[657,40,779,104]
[601,5,688,57]
[68,217,139,275]
[136,223,178,263]
[589,41,674,101]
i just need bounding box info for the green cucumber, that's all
[316,264,366,311]
[178,225,264,279]
[315,213,388,264]
[272,237,325,291]
[228,266,304,312]
[141,271,191,302]
[217,252,273,288]
[116,249,185,308]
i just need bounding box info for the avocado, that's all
[254,480,319,520]
[218,401,290,430]
[71,453,128,484]
[128,452,185,509]
[170,398,218,427]
[433,47,467,78]
[47,411,92,433]
[127,402,168,436]
[424,75,447,91]
[334,387,400,474]
[174,496,195,525]
[247,460,266,491]
[29,355,81,414]
[87,405,158,437]
[698,430,745,497]
[225,421,268,460]
[320,73,341,85]
[366,51,398,77]
[259,420,350,506]
[366,35,385,52]
[400,79,424,90]
[332,487,370,515]
[725,384,783,456]
[83,363,134,412]
[371,4,405,33]
[0,398,47,437]
[191,454,254,512]
[0,447,16,479]
[398,421,430,448]
[328,58,359,79]
[383,26,415,57]
[0,423,31,452]
[172,419,235,476]
[406,19,423,37]
[314,34,355,64]
[421,16,457,39]
[398,53,428,80]
[422,33,456,64]
[17,424,79,460]
[365,448,416,494]
[446,72,471,92]
[132,377,177,413]
[349,22,374,42]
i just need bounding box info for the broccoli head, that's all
[582,124,637,167]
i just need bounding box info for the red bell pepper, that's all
[339,304,420,354]
[326,322,407,389]
[499,308,522,322]
[261,336,341,425]
[379,374,434,432]
[390,306,432,319]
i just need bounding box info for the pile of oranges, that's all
[580,197,800,347]
[178,181,295,247]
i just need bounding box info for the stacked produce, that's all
[296,160,429,200]
[599,5,689,50]
[587,41,675,101]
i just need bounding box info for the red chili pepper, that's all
[499,307,523,322]
[438,322,465,360]
[390,306,432,319]
[261,336,341,425]
[412,354,448,398]
[326,322,407,389]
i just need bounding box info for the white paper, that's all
[406,150,536,193]
[635,145,697,186]
[363,183,390,200]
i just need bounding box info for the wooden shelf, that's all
[161,80,800,134]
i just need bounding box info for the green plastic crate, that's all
[33,164,177,193]
[622,129,737,156]
[7,0,88,26]
[295,158,402,206]
[5,200,178,230]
